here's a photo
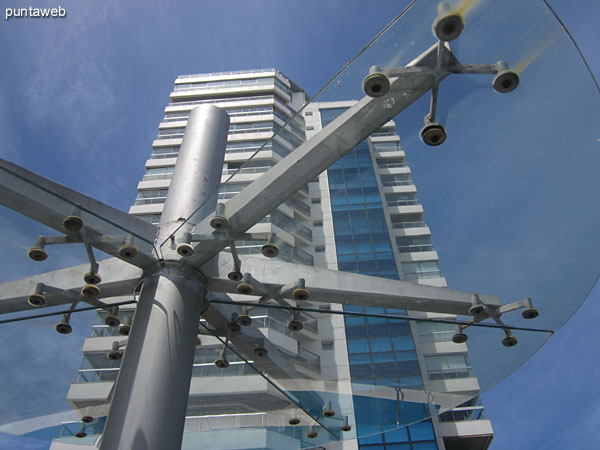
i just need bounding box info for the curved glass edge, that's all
[161,0,600,333]
[156,0,600,399]
[3,0,598,448]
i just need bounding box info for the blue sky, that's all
[0,0,599,448]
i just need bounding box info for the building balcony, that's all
[169,84,291,104]
[145,157,177,168]
[440,419,494,450]
[382,184,417,194]
[396,250,440,262]
[165,95,275,113]
[128,203,164,215]
[152,137,182,147]
[370,134,400,143]
[428,376,481,394]
[136,178,171,190]
[392,224,431,237]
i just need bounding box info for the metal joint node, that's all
[108,339,127,360]
[175,232,195,257]
[209,203,229,230]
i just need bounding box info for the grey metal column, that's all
[100,105,230,450]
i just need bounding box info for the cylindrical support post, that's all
[99,268,208,450]
[159,104,230,242]
[100,104,229,450]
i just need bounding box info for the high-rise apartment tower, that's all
[51,69,493,450]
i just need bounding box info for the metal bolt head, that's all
[238,315,252,326]
[254,347,268,357]
[176,243,194,257]
[81,416,94,423]
[452,332,468,344]
[261,244,279,258]
[108,350,123,360]
[288,320,304,332]
[420,123,447,146]
[293,288,310,301]
[468,305,486,316]
[522,308,539,320]
[119,245,138,259]
[84,272,102,285]
[209,215,229,230]
[493,70,520,94]
[118,324,131,336]
[75,431,87,438]
[237,282,254,295]
[502,335,518,347]
[341,424,352,432]
[81,284,100,298]
[363,72,390,98]
[432,12,465,42]
[27,293,46,307]
[28,247,48,261]
[323,408,335,418]
[288,417,300,426]
[56,323,72,335]
[227,271,243,282]
[63,215,84,232]
[307,429,318,439]
[214,359,229,369]
[104,314,121,327]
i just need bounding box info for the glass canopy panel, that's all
[0,301,550,448]
[0,309,99,448]
[193,301,551,448]
[177,0,597,392]
[1,0,598,448]
[0,162,160,276]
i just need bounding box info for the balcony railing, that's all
[296,347,321,372]
[378,163,407,169]
[397,244,435,253]
[285,197,311,215]
[156,134,184,140]
[403,270,443,280]
[177,68,276,79]
[418,330,456,343]
[142,173,173,181]
[392,221,427,229]
[150,152,179,159]
[77,368,119,383]
[439,407,486,423]
[77,362,265,384]
[387,199,420,207]
[191,361,257,378]
[428,367,472,380]
[167,94,275,108]
[381,180,413,187]
[222,166,271,176]
[90,325,125,338]
[293,246,314,266]
[134,197,166,206]
[173,80,276,93]
[252,315,295,338]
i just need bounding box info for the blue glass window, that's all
[409,421,436,441]
[412,443,438,450]
[348,339,370,353]
[322,106,433,450]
